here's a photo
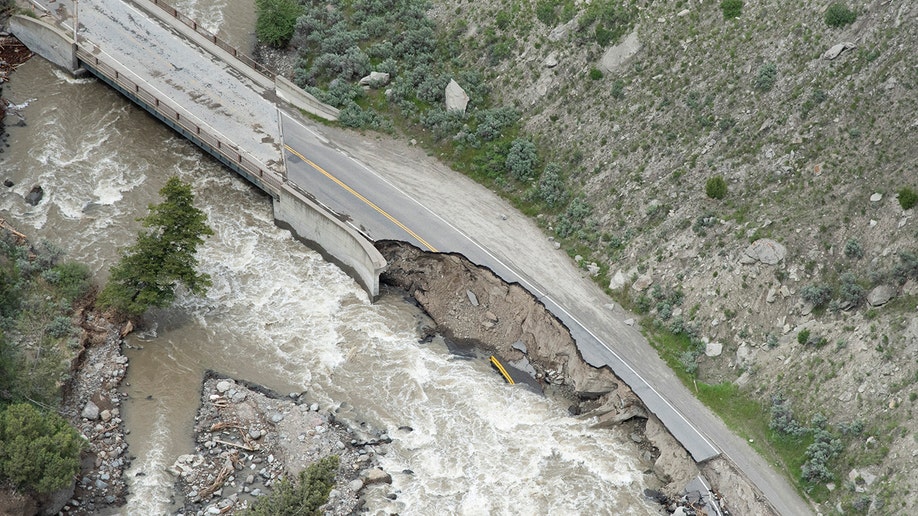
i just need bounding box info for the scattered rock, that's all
[82,401,100,420]
[765,287,777,303]
[24,185,43,206]
[361,468,392,485]
[705,341,723,357]
[632,273,653,292]
[445,79,469,113]
[608,270,627,290]
[867,284,896,307]
[511,340,527,354]
[358,71,390,88]
[586,262,600,276]
[735,343,756,368]
[600,29,641,72]
[823,41,856,60]
[215,380,231,393]
[740,239,786,265]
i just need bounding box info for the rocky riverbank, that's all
[171,373,394,515]
[55,305,133,515]
[377,240,773,515]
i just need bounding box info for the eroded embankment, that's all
[376,240,776,515]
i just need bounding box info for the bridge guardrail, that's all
[74,44,283,195]
[146,0,276,81]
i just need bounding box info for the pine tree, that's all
[99,177,213,317]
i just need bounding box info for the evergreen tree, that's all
[99,177,213,317]
[0,403,83,494]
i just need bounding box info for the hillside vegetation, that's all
[256,0,917,512]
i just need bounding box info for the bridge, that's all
[11,1,812,514]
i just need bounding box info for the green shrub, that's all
[244,455,339,515]
[893,251,918,284]
[555,197,594,238]
[537,162,568,208]
[705,176,728,199]
[838,273,865,308]
[0,403,84,494]
[255,0,303,48]
[588,68,604,81]
[844,238,863,259]
[825,3,856,28]
[610,79,625,99]
[45,316,74,339]
[797,329,811,345]
[898,186,917,210]
[755,62,778,92]
[474,107,519,142]
[720,0,744,19]
[769,395,807,436]
[800,284,832,307]
[801,428,842,483]
[535,0,557,26]
[505,138,538,181]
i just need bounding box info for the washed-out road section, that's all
[23,0,813,514]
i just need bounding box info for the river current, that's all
[1,3,657,513]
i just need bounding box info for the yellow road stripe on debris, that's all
[284,144,437,252]
[490,355,515,385]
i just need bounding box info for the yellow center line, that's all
[284,144,438,252]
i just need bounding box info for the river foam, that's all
[5,52,656,516]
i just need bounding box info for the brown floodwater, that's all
[1,3,657,513]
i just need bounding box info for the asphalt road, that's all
[280,112,815,516]
[25,1,814,513]
[282,111,721,456]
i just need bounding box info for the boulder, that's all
[823,42,855,60]
[444,79,469,113]
[82,401,100,420]
[361,468,392,485]
[600,29,641,73]
[870,192,883,202]
[466,290,479,307]
[741,239,786,265]
[867,284,896,307]
[736,343,755,368]
[25,185,44,206]
[608,270,627,290]
[543,53,559,68]
[511,340,528,354]
[358,71,390,88]
[3,179,13,187]
[632,273,653,292]
[216,380,232,393]
[704,341,723,357]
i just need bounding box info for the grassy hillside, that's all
[258,0,917,511]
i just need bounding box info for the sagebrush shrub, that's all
[755,63,778,92]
